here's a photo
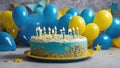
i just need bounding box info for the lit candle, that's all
[60,29,62,35]
[76,27,79,38]
[52,29,54,38]
[43,27,46,37]
[38,27,41,36]
[72,27,75,39]
[68,28,72,38]
[62,27,65,39]
[36,27,39,36]
[48,27,51,35]
[54,26,57,35]
[40,28,42,37]
[60,29,62,38]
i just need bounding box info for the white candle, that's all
[68,28,71,35]
[54,26,57,35]
[38,27,41,36]
[52,29,54,38]
[43,27,46,32]
[36,27,40,36]
[68,28,72,38]
[48,27,51,35]
[43,27,46,37]
[60,29,62,38]
[36,27,38,36]
[62,27,65,39]
[63,27,65,32]
[40,28,42,37]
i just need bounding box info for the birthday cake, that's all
[30,27,88,58]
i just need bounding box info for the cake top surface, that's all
[30,35,87,43]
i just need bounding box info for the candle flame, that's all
[62,27,65,31]
[36,27,39,31]
[54,26,57,30]
[52,29,54,33]
[38,27,41,31]
[68,28,72,32]
[60,29,62,32]
[48,27,51,31]
[43,27,46,31]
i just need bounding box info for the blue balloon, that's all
[0,32,16,51]
[43,4,58,26]
[80,8,95,24]
[18,22,42,45]
[12,6,29,28]
[66,8,79,16]
[93,33,112,50]
[106,17,120,38]
[57,14,73,34]
[28,14,42,23]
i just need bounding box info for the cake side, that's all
[30,35,88,58]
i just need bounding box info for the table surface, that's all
[0,47,120,68]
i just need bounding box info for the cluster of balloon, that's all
[91,10,113,49]
[0,32,16,51]
[94,10,112,31]
[105,17,120,48]
[13,6,42,28]
[78,9,114,49]
[0,3,118,50]
[12,7,41,45]
[0,11,18,39]
[13,4,59,45]
[106,17,120,38]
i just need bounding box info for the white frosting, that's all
[30,35,87,43]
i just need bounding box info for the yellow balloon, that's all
[6,26,18,39]
[0,12,2,21]
[112,37,120,48]
[0,10,18,39]
[1,11,14,28]
[0,12,2,22]
[69,16,86,35]
[61,7,69,15]
[83,23,100,41]
[57,10,62,20]
[94,10,112,31]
